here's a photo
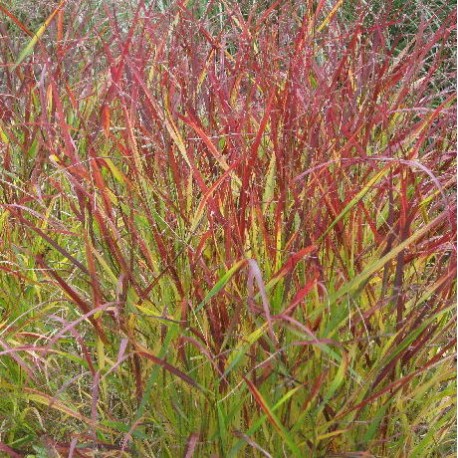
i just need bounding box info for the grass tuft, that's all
[0,0,455,456]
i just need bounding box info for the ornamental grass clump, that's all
[0,0,455,456]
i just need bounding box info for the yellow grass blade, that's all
[13,0,68,70]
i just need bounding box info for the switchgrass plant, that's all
[0,0,456,456]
